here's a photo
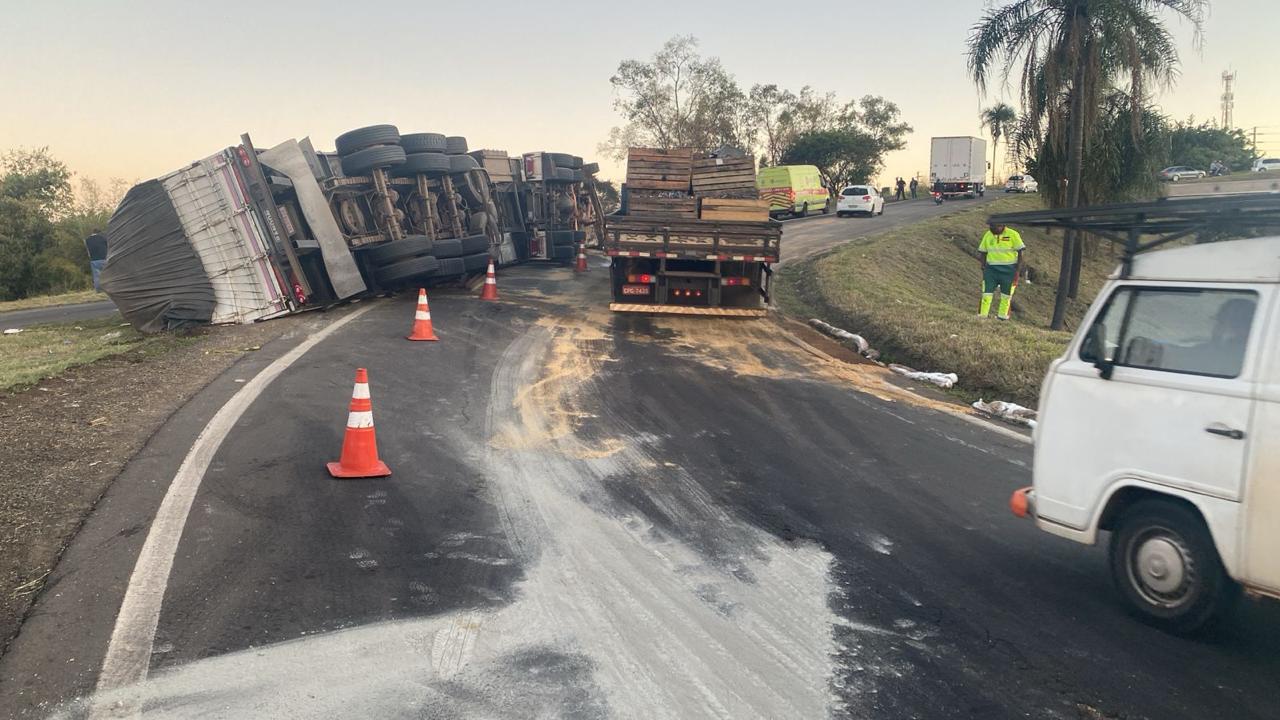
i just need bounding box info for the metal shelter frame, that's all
[988,193,1280,278]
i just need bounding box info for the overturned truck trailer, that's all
[101,138,365,332]
[102,126,607,332]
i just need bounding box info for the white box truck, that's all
[930,136,987,199]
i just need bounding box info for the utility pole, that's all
[1221,71,1236,129]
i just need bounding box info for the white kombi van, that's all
[1008,197,1280,633]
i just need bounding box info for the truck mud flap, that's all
[608,303,767,318]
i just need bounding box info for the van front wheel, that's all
[1108,499,1237,635]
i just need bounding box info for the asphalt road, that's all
[2,264,1277,719]
[0,300,118,329]
[780,195,997,263]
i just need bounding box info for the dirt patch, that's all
[0,315,311,659]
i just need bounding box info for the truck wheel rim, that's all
[1129,529,1194,607]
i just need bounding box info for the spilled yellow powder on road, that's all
[499,266,980,443]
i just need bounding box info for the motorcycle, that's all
[932,191,944,205]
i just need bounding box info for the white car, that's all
[1253,158,1280,173]
[1005,175,1038,193]
[1012,232,1280,633]
[835,185,884,217]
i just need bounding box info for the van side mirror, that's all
[1082,324,1114,380]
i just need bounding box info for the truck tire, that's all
[365,235,434,266]
[569,155,584,169]
[445,136,469,155]
[429,257,466,277]
[548,153,575,169]
[452,173,484,205]
[431,237,464,258]
[336,125,400,156]
[462,251,491,273]
[400,133,447,154]
[449,155,479,173]
[1109,499,1238,635]
[459,234,489,255]
[373,255,441,286]
[393,152,451,176]
[551,167,575,182]
[341,145,406,176]
[570,169,585,183]
[582,162,599,175]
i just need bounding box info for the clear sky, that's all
[1,0,1276,193]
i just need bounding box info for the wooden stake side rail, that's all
[604,217,780,258]
[692,175,757,190]
[628,195,697,219]
[626,148,694,191]
[628,148,695,161]
[627,179,693,191]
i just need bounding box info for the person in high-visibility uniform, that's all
[977,221,1025,320]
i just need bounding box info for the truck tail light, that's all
[626,274,654,283]
[721,277,751,286]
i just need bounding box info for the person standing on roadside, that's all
[895,177,906,201]
[909,177,918,199]
[84,229,108,291]
[977,220,1025,320]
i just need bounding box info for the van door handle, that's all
[1205,425,1246,440]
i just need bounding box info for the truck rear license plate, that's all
[622,284,651,296]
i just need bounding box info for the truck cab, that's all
[1004,196,1280,633]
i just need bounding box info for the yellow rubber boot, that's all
[979,292,993,318]
[997,286,1015,320]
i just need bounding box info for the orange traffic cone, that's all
[574,242,588,273]
[479,258,499,301]
[406,288,438,341]
[327,368,392,479]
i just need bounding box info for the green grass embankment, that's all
[777,195,1116,406]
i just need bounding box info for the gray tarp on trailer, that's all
[100,180,216,332]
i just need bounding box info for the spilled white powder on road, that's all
[59,321,846,719]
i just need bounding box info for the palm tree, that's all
[981,103,1018,185]
[967,0,1207,330]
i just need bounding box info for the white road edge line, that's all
[89,304,376,717]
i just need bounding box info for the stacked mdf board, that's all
[699,197,771,222]
[626,148,694,191]
[691,154,756,198]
